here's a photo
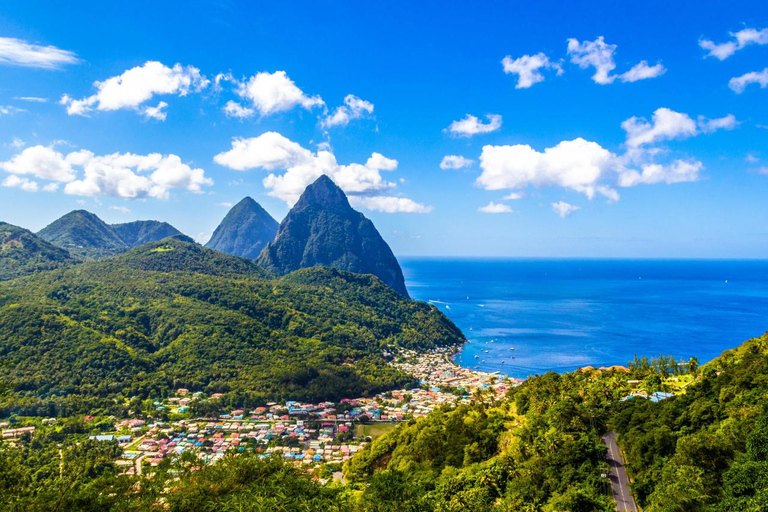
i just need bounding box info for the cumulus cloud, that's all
[351,196,433,213]
[551,201,580,218]
[321,94,374,128]
[622,107,698,148]
[61,61,208,118]
[698,114,738,133]
[214,132,430,212]
[2,175,38,192]
[109,205,131,213]
[729,68,768,93]
[477,138,618,200]
[0,145,77,182]
[700,28,768,60]
[620,61,666,82]
[617,160,703,187]
[0,37,79,69]
[503,191,525,200]
[478,201,514,214]
[223,100,255,119]
[142,101,168,121]
[0,145,212,199]
[567,36,665,84]
[440,155,474,170]
[446,114,502,137]
[501,52,563,89]
[236,70,324,116]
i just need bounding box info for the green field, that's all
[355,422,398,440]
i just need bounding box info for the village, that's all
[2,348,521,475]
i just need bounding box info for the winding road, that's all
[601,431,638,512]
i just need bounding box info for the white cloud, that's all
[440,155,474,170]
[236,70,324,116]
[729,68,768,93]
[0,37,79,69]
[617,160,703,187]
[698,114,738,133]
[620,61,666,82]
[0,145,212,199]
[2,175,38,192]
[0,105,25,115]
[503,191,525,200]
[567,37,617,84]
[567,36,665,84]
[0,145,77,182]
[223,100,255,119]
[477,138,618,200]
[214,131,312,171]
[746,154,760,163]
[551,201,580,218]
[321,94,374,128]
[501,53,563,89]
[700,28,768,60]
[15,96,48,103]
[478,201,514,214]
[142,101,168,121]
[351,196,432,213]
[10,138,25,149]
[109,205,131,213]
[42,183,59,192]
[61,61,208,118]
[214,132,429,212]
[446,114,502,137]
[217,202,234,207]
[622,108,698,148]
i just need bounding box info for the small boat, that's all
[509,348,515,351]
[502,360,505,363]
[474,355,479,358]
[484,350,489,353]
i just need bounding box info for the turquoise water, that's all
[400,259,768,379]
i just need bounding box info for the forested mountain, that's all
[257,176,410,297]
[37,210,128,259]
[0,237,463,416]
[36,210,186,260]
[613,331,768,510]
[112,220,182,247]
[205,197,279,259]
[0,222,78,281]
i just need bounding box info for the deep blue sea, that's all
[400,259,768,379]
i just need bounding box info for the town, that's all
[2,348,520,476]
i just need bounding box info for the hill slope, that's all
[257,175,409,297]
[112,220,182,247]
[0,238,463,414]
[0,222,78,281]
[37,210,127,259]
[205,197,278,259]
[37,210,187,260]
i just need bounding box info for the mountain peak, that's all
[257,178,409,297]
[38,210,127,259]
[205,197,278,260]
[0,221,77,280]
[294,175,351,211]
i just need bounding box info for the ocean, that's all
[400,258,768,380]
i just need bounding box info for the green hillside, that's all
[0,222,78,281]
[0,238,463,416]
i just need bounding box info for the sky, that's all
[0,0,766,258]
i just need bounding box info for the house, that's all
[2,426,35,439]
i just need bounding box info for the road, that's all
[601,431,638,512]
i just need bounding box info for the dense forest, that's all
[0,237,464,416]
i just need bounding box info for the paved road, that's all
[602,432,638,512]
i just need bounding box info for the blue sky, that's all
[0,0,766,257]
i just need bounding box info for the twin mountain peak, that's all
[14,176,408,296]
